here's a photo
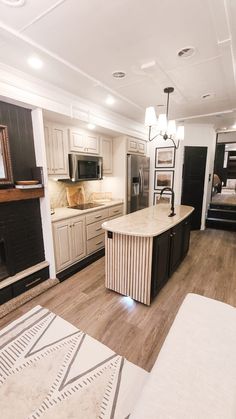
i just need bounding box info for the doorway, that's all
[181,146,207,230]
[206,138,236,230]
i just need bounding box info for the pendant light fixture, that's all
[145,87,184,149]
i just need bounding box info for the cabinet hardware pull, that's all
[25,277,42,288]
[95,215,102,219]
[96,241,103,245]
[96,227,102,231]
[113,210,120,213]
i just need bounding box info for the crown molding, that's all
[0,62,146,139]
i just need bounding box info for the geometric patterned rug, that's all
[0,306,148,418]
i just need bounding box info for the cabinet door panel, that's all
[71,217,86,261]
[182,216,191,258]
[53,221,72,272]
[169,223,183,276]
[151,231,170,298]
[101,137,112,173]
[128,138,138,152]
[86,134,99,154]
[44,125,54,174]
[138,141,146,154]
[53,127,68,174]
[70,129,86,152]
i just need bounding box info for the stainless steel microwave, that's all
[68,154,103,181]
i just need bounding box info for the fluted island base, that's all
[103,204,194,305]
[105,232,153,305]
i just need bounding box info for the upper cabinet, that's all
[69,128,99,154]
[44,123,69,175]
[127,137,147,155]
[100,136,113,174]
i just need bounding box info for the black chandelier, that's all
[145,87,184,149]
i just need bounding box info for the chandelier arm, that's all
[148,126,161,142]
[170,137,180,149]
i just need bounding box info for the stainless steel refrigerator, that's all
[127,154,150,213]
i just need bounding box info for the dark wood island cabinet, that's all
[102,205,194,305]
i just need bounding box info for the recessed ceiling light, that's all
[177,47,196,59]
[1,0,25,6]
[27,55,43,70]
[112,71,126,79]
[87,123,96,130]
[105,95,115,105]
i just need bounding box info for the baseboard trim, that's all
[57,249,105,281]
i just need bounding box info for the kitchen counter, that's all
[103,204,194,305]
[102,204,194,237]
[51,200,123,222]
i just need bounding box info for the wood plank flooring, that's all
[1,229,236,372]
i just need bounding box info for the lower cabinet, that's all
[0,266,49,305]
[53,215,86,272]
[151,215,191,299]
[169,222,184,276]
[182,216,191,257]
[53,204,123,273]
[86,204,123,256]
[151,231,170,297]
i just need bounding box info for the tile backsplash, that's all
[48,179,107,209]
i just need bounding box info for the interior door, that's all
[181,146,207,230]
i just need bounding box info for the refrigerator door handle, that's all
[139,168,144,194]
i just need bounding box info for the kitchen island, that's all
[102,204,194,305]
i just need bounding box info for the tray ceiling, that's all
[0,0,235,130]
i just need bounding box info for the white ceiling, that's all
[0,0,236,130]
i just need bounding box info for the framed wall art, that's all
[155,146,175,168]
[154,170,174,190]
[153,192,171,205]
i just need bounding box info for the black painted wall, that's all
[0,101,36,181]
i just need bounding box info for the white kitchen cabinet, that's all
[86,204,123,255]
[69,128,99,154]
[53,215,86,273]
[100,136,113,174]
[127,137,146,155]
[44,123,69,175]
[52,204,123,272]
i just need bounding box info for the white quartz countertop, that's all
[102,204,194,237]
[51,200,123,222]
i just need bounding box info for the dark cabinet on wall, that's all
[151,215,191,299]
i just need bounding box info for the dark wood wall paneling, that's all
[0,101,45,277]
[0,200,45,276]
[0,101,36,181]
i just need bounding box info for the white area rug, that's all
[0,306,148,419]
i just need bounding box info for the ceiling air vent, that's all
[202,93,214,100]
[177,47,195,59]
[1,0,25,6]
[112,71,126,79]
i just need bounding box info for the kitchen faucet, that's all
[160,187,176,217]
